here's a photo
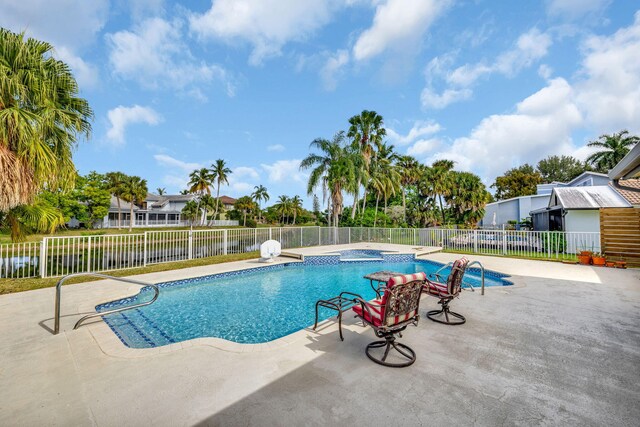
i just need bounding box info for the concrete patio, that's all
[1,250,639,426]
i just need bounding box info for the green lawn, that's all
[0,251,260,294]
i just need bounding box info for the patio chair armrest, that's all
[339,291,363,301]
[353,297,379,319]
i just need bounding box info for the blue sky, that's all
[2,0,639,208]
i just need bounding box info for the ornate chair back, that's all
[382,272,426,327]
[446,258,469,297]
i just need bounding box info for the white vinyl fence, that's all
[0,227,601,279]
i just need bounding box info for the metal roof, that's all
[549,186,631,209]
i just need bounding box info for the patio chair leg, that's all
[365,335,416,368]
[426,300,466,325]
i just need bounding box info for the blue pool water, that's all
[99,258,511,348]
[335,249,385,260]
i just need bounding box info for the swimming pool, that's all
[333,249,386,260]
[98,257,511,348]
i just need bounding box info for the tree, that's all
[300,132,356,227]
[446,172,490,226]
[586,130,639,172]
[274,195,291,225]
[105,172,127,229]
[79,172,110,226]
[396,155,420,222]
[188,167,213,226]
[211,159,232,220]
[536,155,588,183]
[491,164,542,201]
[431,160,455,224]
[181,200,199,224]
[234,196,255,227]
[251,185,269,223]
[312,194,321,224]
[156,187,166,195]
[347,110,386,219]
[290,196,303,225]
[0,198,65,241]
[0,29,93,212]
[120,176,148,232]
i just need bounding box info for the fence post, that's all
[502,230,507,255]
[269,227,272,240]
[300,227,303,247]
[348,227,351,244]
[39,238,48,278]
[188,230,193,260]
[473,229,478,254]
[254,228,258,249]
[318,226,321,246]
[143,232,148,267]
[87,236,92,273]
[223,229,228,255]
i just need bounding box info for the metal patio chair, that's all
[352,272,425,367]
[423,257,469,325]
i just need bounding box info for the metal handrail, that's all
[466,261,486,295]
[430,260,486,295]
[54,272,159,335]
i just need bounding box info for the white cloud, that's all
[538,64,553,79]
[426,78,582,182]
[353,0,449,62]
[574,11,640,134]
[107,17,234,97]
[261,159,307,183]
[0,0,108,90]
[153,154,202,172]
[422,28,552,109]
[233,166,260,180]
[106,105,162,145]
[189,0,337,65]
[320,50,350,91]
[267,144,285,152]
[545,0,611,21]
[421,87,472,110]
[54,46,99,89]
[407,139,442,157]
[387,121,442,146]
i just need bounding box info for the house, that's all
[530,186,631,232]
[100,194,239,228]
[609,142,640,206]
[479,172,612,228]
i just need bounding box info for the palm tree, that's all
[290,195,303,225]
[211,159,232,220]
[274,195,291,225]
[181,200,199,225]
[251,185,269,223]
[300,132,356,227]
[0,198,65,242]
[347,110,386,219]
[0,29,93,212]
[446,172,489,226]
[234,196,255,227]
[188,167,213,226]
[120,176,148,232]
[396,155,420,222]
[156,187,166,195]
[199,194,217,225]
[105,172,127,229]
[586,130,639,172]
[431,159,455,225]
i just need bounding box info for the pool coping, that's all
[80,250,515,357]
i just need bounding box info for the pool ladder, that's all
[53,272,159,335]
[432,260,486,295]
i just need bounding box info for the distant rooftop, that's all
[549,186,631,209]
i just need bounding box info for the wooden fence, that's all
[600,208,640,267]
